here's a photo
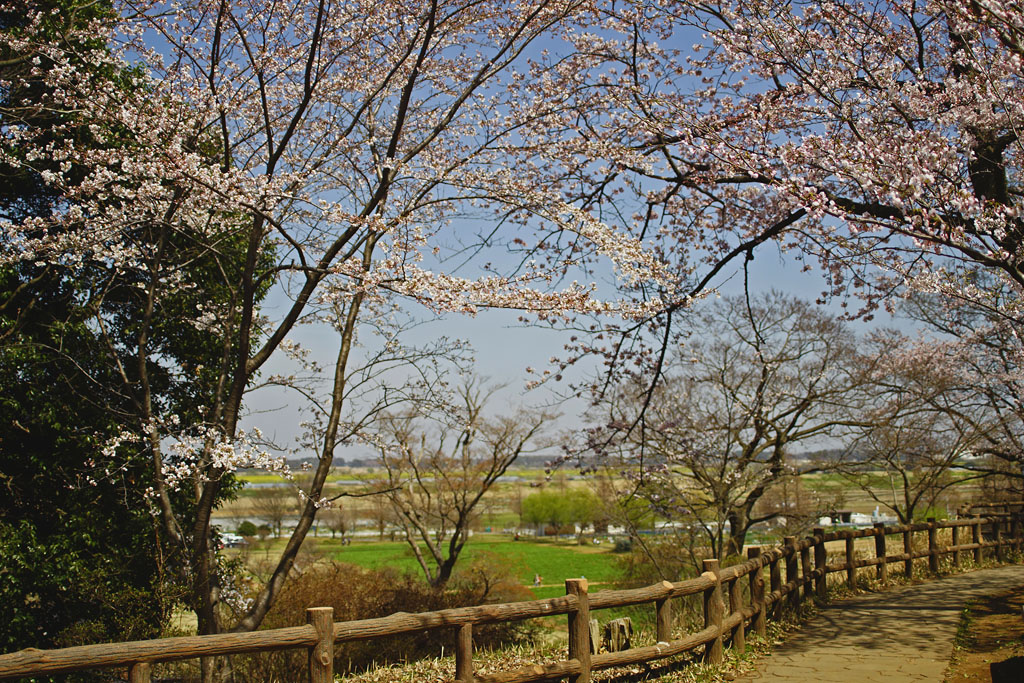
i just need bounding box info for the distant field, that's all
[235,468,554,485]
[220,466,984,557]
[800,471,983,516]
[222,466,594,523]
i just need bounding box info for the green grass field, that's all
[330,535,623,596]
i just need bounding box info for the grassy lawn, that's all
[330,535,624,593]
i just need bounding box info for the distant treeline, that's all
[272,450,861,472]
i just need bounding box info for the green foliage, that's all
[0,0,254,652]
[237,520,258,537]
[0,264,173,653]
[607,493,660,531]
[0,521,167,651]
[520,488,600,532]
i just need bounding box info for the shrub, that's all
[614,537,702,586]
[227,559,534,681]
[610,538,714,633]
[237,520,257,537]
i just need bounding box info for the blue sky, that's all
[242,238,898,460]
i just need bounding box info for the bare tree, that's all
[899,281,1024,495]
[591,292,869,559]
[367,381,551,587]
[838,331,989,522]
[841,414,972,524]
[318,505,352,541]
[249,486,297,538]
[770,474,842,534]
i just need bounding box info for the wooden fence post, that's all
[747,547,766,637]
[1012,514,1021,555]
[567,578,591,683]
[702,559,724,666]
[994,518,1004,563]
[785,536,800,611]
[729,576,745,655]
[800,538,812,602]
[952,523,961,568]
[845,532,856,589]
[973,519,983,564]
[813,528,827,600]
[927,518,939,575]
[873,523,887,583]
[903,526,914,578]
[306,607,334,683]
[456,623,473,683]
[655,581,673,643]
[128,662,151,683]
[769,551,782,619]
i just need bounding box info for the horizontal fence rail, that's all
[2,507,1023,682]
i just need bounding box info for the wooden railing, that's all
[959,500,1024,517]
[2,512,1022,683]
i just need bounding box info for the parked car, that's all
[220,533,247,548]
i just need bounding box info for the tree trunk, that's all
[725,511,749,558]
[432,556,457,588]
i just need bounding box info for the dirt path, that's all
[944,582,1024,682]
[734,565,1024,683]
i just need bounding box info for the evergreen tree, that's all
[0,0,251,653]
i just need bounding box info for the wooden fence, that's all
[2,511,1022,683]
[959,500,1024,517]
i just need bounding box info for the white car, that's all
[220,533,246,548]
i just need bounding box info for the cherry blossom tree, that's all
[836,329,992,522]
[519,0,1024,413]
[899,282,1024,492]
[1,0,681,649]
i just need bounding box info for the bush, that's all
[227,560,535,681]
[449,549,535,605]
[608,540,709,633]
[237,520,257,537]
[614,537,702,586]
